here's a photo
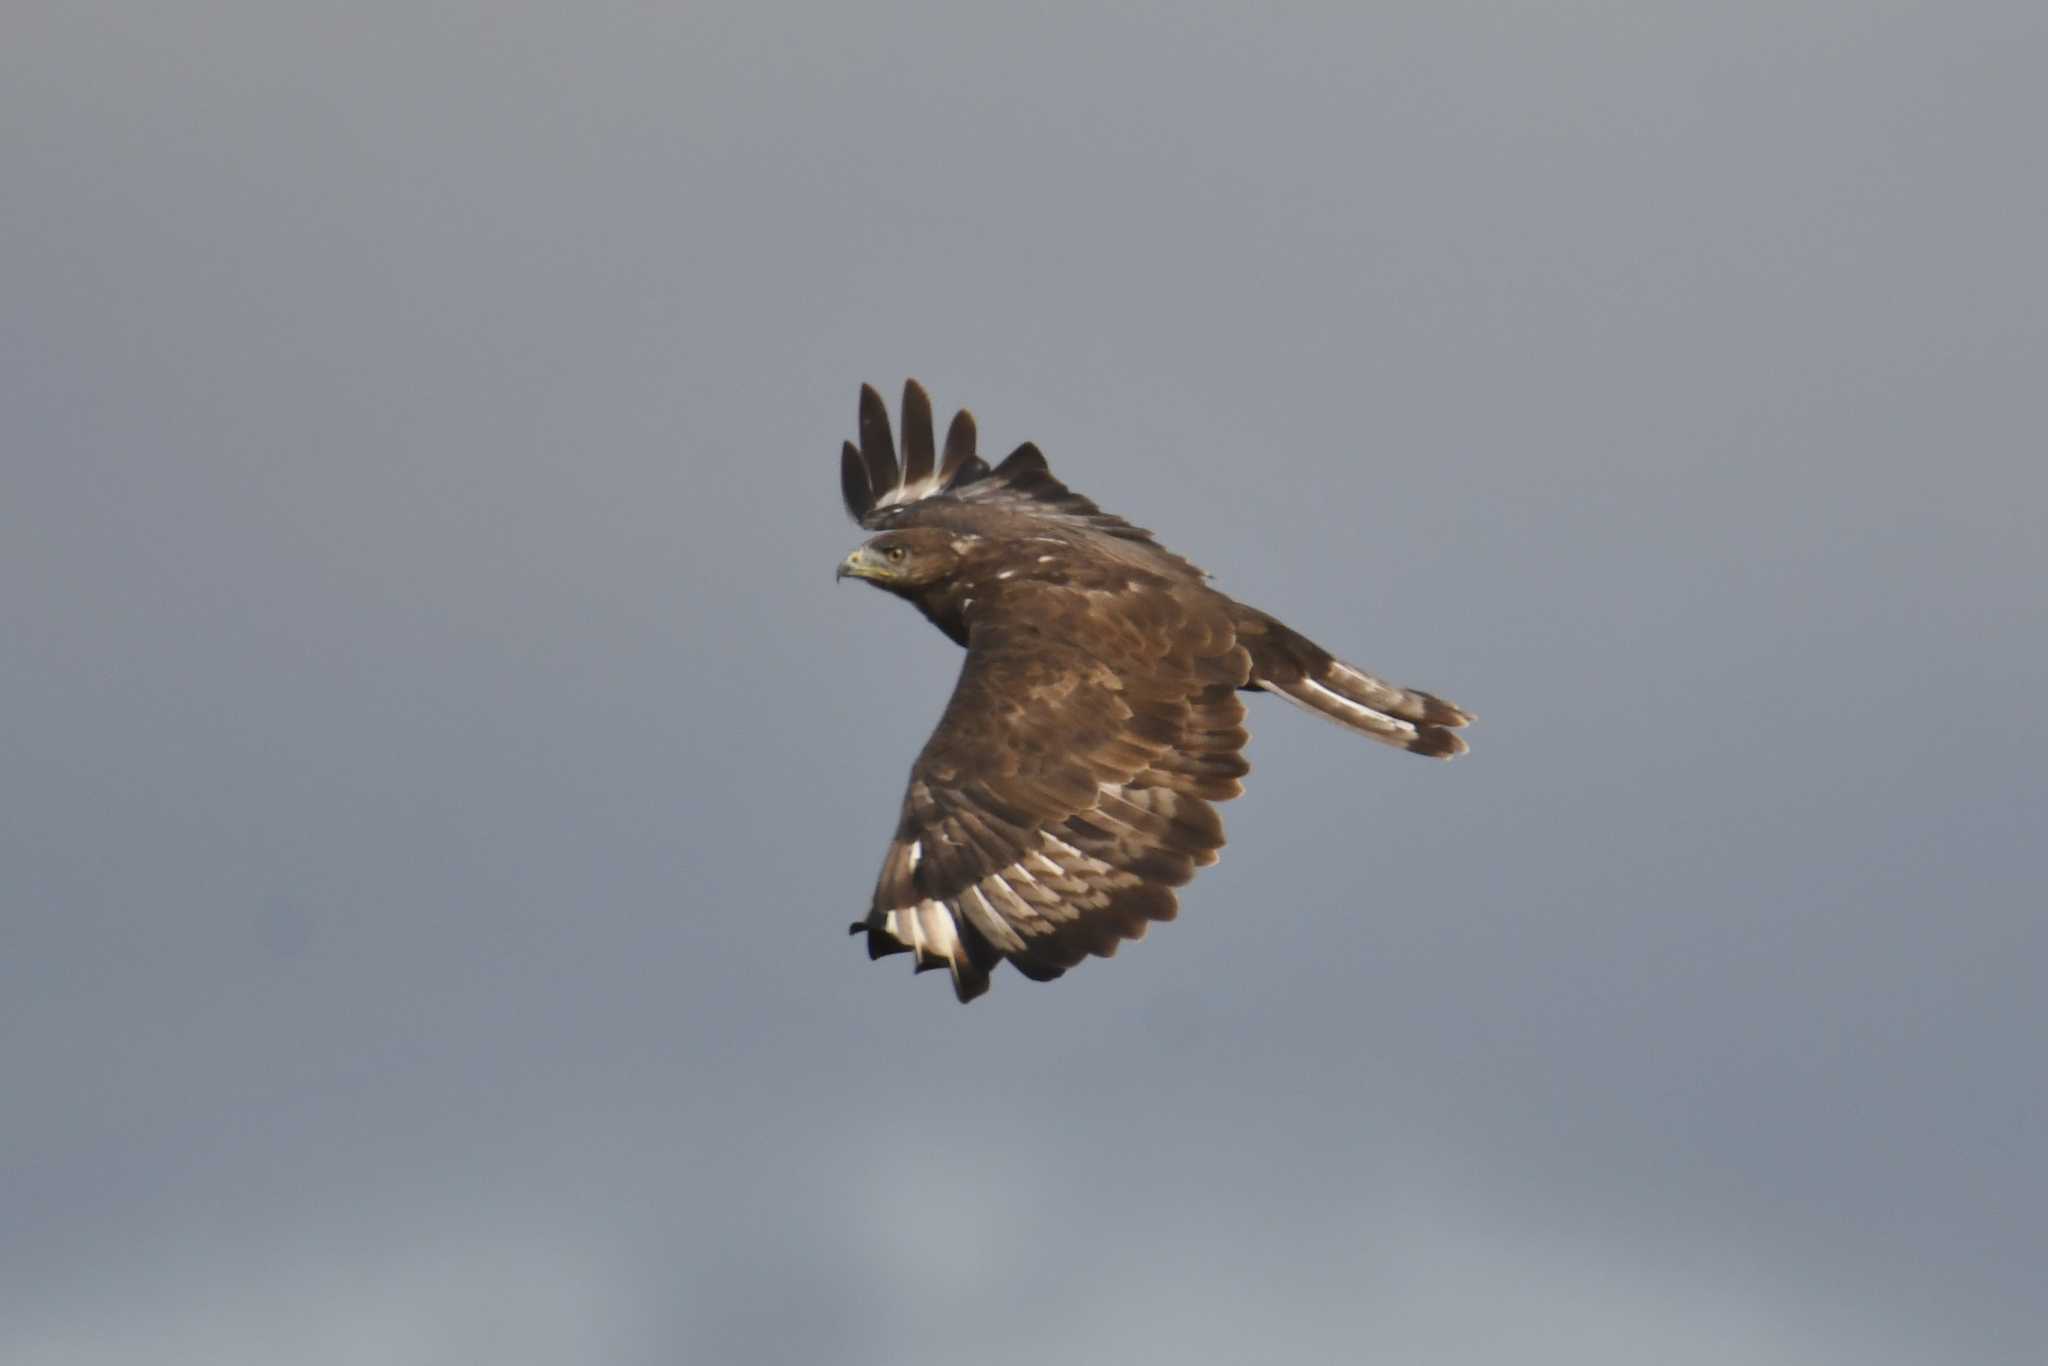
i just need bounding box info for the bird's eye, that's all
[885,546,907,563]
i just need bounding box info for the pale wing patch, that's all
[1041,831,1086,861]
[883,899,962,964]
[866,825,1161,999]
[876,475,947,509]
[957,883,1026,953]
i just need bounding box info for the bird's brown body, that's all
[838,382,1470,1001]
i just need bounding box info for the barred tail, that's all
[1239,609,1472,759]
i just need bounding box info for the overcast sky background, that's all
[5,4,2044,1363]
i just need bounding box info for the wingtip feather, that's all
[939,408,978,485]
[995,441,1048,477]
[857,383,899,497]
[900,379,935,488]
[840,440,872,520]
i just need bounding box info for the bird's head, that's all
[836,527,967,593]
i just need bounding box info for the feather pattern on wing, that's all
[853,607,1248,1001]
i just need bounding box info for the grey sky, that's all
[4,3,2044,1362]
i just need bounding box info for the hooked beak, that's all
[836,547,875,583]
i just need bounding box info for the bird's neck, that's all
[907,577,977,648]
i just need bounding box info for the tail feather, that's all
[1238,609,1472,759]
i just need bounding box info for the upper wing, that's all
[841,381,1187,560]
[855,600,1252,1002]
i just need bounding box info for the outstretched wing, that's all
[855,601,1252,1001]
[841,381,1186,559]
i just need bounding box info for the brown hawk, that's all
[837,381,1471,1001]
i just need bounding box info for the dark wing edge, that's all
[852,612,1251,1002]
[841,380,990,522]
[839,381,1188,561]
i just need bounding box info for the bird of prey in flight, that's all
[837,381,1471,1001]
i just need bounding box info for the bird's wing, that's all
[841,381,1184,559]
[855,598,1250,1001]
